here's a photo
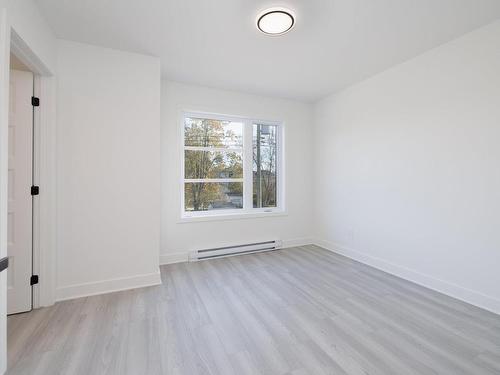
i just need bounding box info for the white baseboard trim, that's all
[282,237,314,248]
[55,270,162,302]
[159,237,314,266]
[314,239,500,315]
[159,252,189,265]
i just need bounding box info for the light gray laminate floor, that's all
[7,245,500,374]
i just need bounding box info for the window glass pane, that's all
[184,117,243,148]
[185,182,243,212]
[253,124,277,208]
[185,150,243,179]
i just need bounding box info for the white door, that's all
[7,70,33,315]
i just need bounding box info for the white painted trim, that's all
[159,252,189,265]
[243,118,253,210]
[36,75,56,307]
[10,30,51,76]
[184,178,244,183]
[314,239,500,315]
[32,75,41,309]
[9,28,57,309]
[179,210,287,223]
[55,271,162,302]
[282,237,313,248]
[159,237,313,266]
[0,10,11,375]
[184,146,243,152]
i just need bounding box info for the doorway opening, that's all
[7,53,38,315]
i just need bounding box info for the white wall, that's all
[313,20,500,314]
[161,81,313,262]
[56,41,161,300]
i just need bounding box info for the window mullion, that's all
[184,146,243,152]
[184,178,243,183]
[243,120,253,211]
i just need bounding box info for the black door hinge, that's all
[30,275,39,285]
[31,185,39,196]
[31,96,40,107]
[0,257,8,273]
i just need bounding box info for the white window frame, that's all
[180,111,285,222]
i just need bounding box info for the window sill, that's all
[178,210,287,223]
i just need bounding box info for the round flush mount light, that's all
[257,7,295,35]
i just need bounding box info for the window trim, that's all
[180,111,285,221]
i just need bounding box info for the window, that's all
[253,124,277,208]
[182,113,283,219]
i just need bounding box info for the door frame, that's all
[1,20,57,309]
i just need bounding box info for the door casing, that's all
[0,22,57,313]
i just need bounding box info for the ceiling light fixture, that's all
[257,7,295,35]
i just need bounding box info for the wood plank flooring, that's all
[7,245,500,374]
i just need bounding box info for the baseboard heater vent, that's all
[189,240,282,261]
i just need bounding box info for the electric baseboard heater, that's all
[189,240,282,261]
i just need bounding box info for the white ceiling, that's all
[35,0,500,102]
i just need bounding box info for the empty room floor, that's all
[7,245,500,375]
